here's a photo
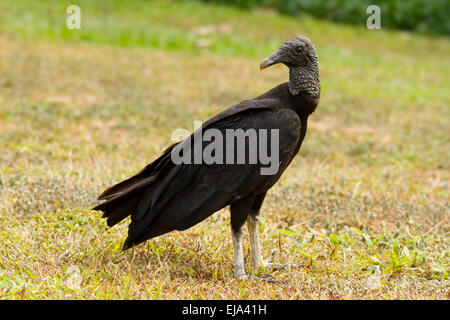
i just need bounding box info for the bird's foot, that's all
[234,273,248,280]
[264,262,305,272]
[234,273,286,285]
[255,273,287,285]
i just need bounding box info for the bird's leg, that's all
[246,214,288,284]
[230,193,298,281]
[231,226,246,279]
[230,196,254,279]
[246,214,265,268]
[247,214,304,274]
[232,223,277,283]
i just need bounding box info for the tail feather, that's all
[93,142,180,241]
[97,174,157,201]
[105,195,140,227]
[93,175,158,227]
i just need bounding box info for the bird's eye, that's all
[295,45,303,53]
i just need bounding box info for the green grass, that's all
[0,0,448,299]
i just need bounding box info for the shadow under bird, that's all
[93,35,320,279]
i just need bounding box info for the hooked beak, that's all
[259,49,283,70]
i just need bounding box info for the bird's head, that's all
[260,35,318,70]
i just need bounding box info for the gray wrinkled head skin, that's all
[260,35,320,97]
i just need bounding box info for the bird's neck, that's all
[288,63,320,98]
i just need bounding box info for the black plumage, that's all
[93,35,320,278]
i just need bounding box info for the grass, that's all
[0,0,449,299]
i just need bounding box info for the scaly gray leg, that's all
[231,226,246,279]
[246,214,265,268]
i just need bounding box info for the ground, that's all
[0,0,448,299]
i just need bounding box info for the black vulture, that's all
[93,35,320,279]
